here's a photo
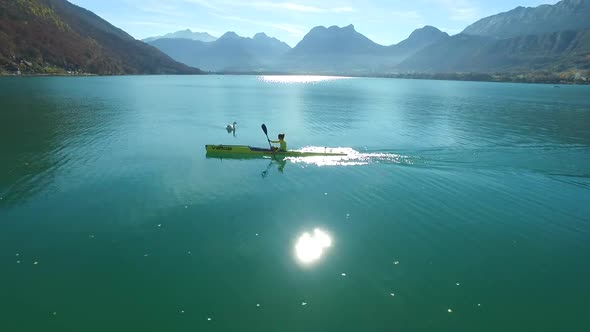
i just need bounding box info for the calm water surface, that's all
[1,76,589,331]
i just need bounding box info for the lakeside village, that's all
[0,55,93,76]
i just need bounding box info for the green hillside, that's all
[0,0,202,75]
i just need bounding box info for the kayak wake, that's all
[285,147,414,167]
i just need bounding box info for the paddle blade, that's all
[262,123,273,151]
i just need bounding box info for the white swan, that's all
[226,122,237,131]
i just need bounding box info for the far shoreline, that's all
[1,71,588,85]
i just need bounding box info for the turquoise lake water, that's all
[1,75,589,331]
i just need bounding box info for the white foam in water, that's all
[285,147,412,167]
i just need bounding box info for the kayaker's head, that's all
[278,133,285,141]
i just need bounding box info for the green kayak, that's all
[205,145,347,157]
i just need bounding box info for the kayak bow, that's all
[205,145,347,157]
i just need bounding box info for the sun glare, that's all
[295,228,332,264]
[259,75,352,84]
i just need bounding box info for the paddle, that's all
[261,124,274,153]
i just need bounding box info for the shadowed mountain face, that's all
[0,0,202,75]
[279,25,449,74]
[148,39,208,70]
[396,0,590,74]
[290,24,385,56]
[397,30,590,72]
[143,29,217,43]
[462,0,590,39]
[279,24,387,74]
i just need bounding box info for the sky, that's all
[69,0,560,47]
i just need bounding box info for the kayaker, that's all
[270,133,287,152]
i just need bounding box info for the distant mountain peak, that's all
[148,29,291,72]
[219,31,241,40]
[308,25,327,33]
[310,24,356,33]
[417,25,440,31]
[142,29,217,43]
[291,24,383,56]
[308,24,361,37]
[326,24,355,31]
[408,26,445,36]
[253,32,268,39]
[394,25,448,50]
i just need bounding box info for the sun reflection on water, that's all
[295,228,332,264]
[259,75,352,84]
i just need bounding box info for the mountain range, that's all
[143,29,217,43]
[0,0,588,78]
[146,0,589,76]
[150,31,291,72]
[399,0,590,73]
[398,29,590,73]
[148,25,448,73]
[0,0,201,75]
[462,0,590,39]
[279,25,448,74]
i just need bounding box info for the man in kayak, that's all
[270,133,287,152]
